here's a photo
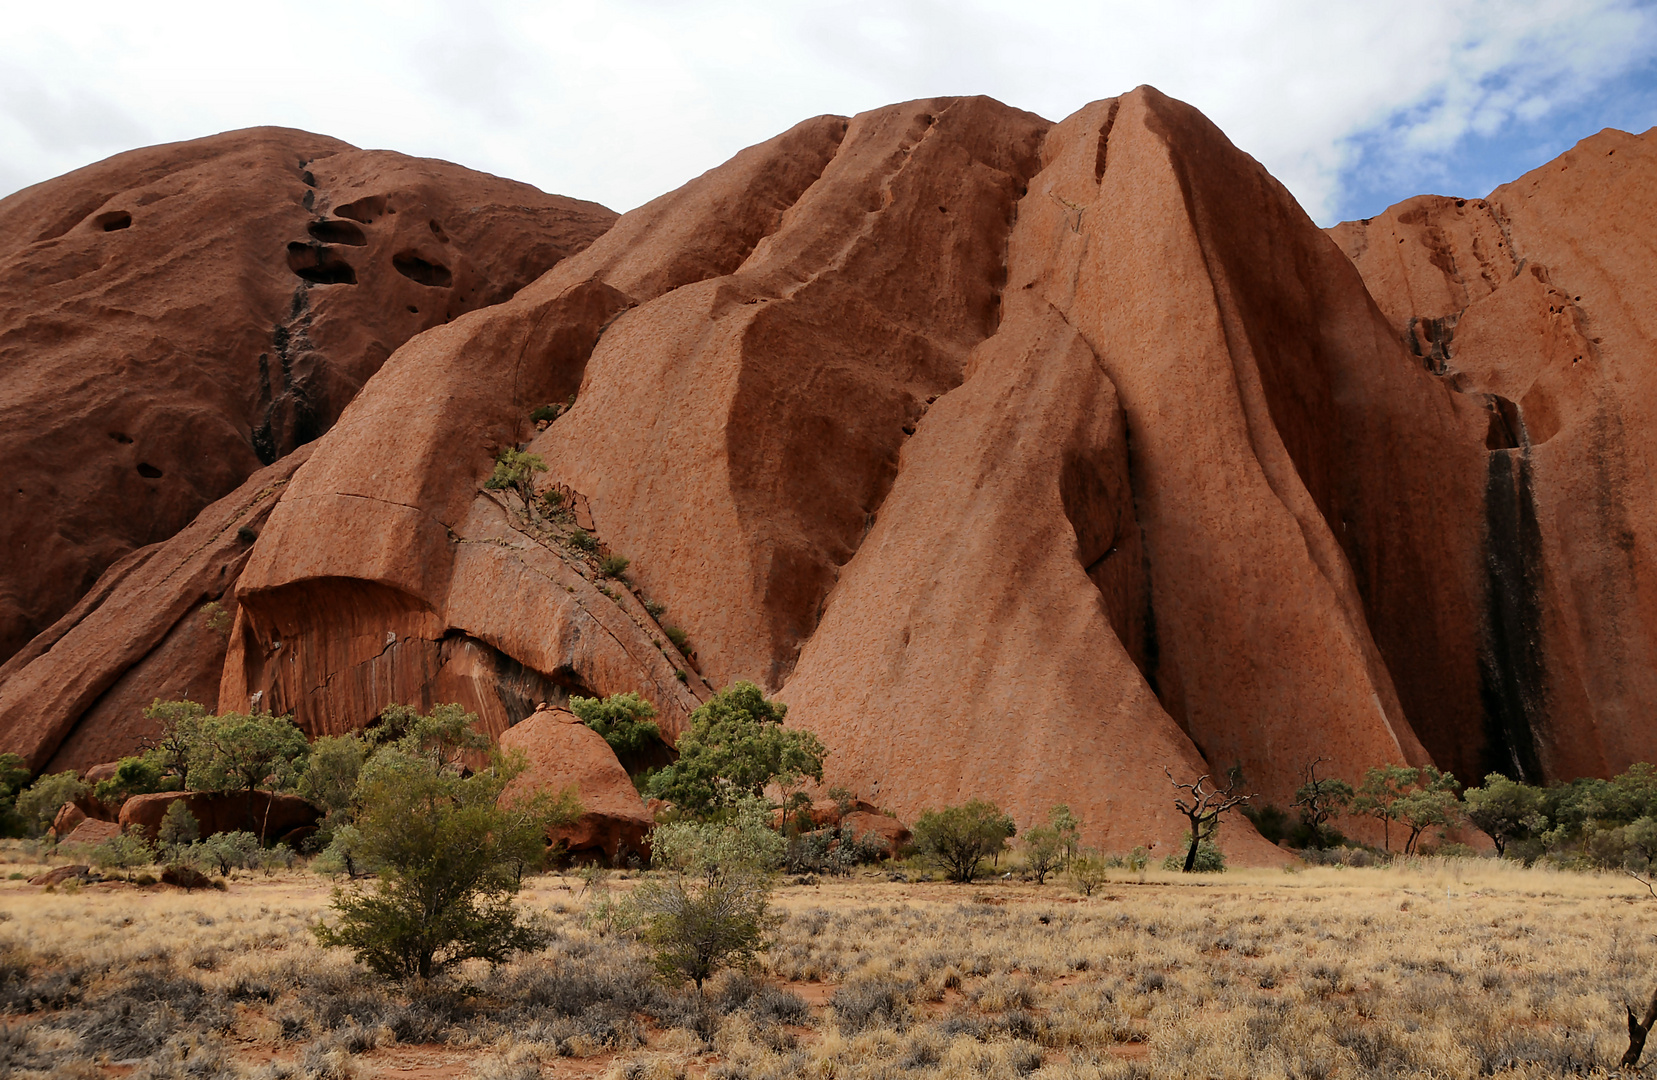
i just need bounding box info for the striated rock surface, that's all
[1329,125,1657,781]
[0,448,311,771]
[0,127,616,666]
[498,706,653,862]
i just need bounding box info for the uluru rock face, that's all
[0,126,617,666]
[6,92,1657,860]
[1329,124,1657,783]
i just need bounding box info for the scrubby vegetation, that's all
[1,857,1654,1078]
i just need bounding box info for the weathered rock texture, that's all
[0,127,617,666]
[498,706,653,861]
[1329,124,1657,783]
[5,92,1656,861]
[118,790,320,845]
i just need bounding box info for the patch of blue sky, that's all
[1332,54,1657,224]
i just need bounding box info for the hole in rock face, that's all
[392,251,452,287]
[136,462,162,478]
[334,195,388,224]
[407,305,418,313]
[109,432,133,444]
[301,171,316,187]
[287,242,358,285]
[306,219,368,246]
[95,211,132,231]
[428,219,449,241]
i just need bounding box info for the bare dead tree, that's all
[1166,767,1255,872]
[1622,984,1657,1068]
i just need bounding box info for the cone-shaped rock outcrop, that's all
[4,92,1656,861]
[0,127,616,666]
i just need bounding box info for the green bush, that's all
[90,826,155,881]
[15,771,88,837]
[1162,836,1225,873]
[663,625,691,653]
[157,800,200,853]
[0,754,30,837]
[529,404,560,424]
[911,800,1016,883]
[313,738,578,981]
[92,754,174,805]
[634,865,776,990]
[1021,825,1063,884]
[567,529,598,552]
[569,692,662,759]
[650,796,785,876]
[646,682,825,819]
[1069,852,1110,896]
[599,555,631,579]
[484,448,547,510]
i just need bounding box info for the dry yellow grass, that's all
[0,855,1650,1079]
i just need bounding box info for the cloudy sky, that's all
[2,0,1654,226]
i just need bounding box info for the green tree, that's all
[1391,767,1461,855]
[188,712,310,840]
[647,682,826,818]
[1462,773,1547,857]
[1352,764,1419,852]
[15,771,88,837]
[298,733,367,845]
[92,753,174,805]
[371,702,489,769]
[1021,824,1063,885]
[313,739,578,981]
[157,799,201,854]
[484,448,548,513]
[569,692,663,758]
[1166,768,1252,872]
[143,699,212,785]
[0,754,30,837]
[1047,804,1083,867]
[1291,758,1354,848]
[911,800,1017,883]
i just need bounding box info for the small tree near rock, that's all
[911,800,1016,883]
[647,682,826,819]
[1166,767,1252,873]
[158,800,200,854]
[1021,824,1064,885]
[1069,852,1110,896]
[91,826,155,881]
[1462,773,1547,857]
[485,448,548,514]
[1291,758,1354,849]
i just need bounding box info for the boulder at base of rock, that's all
[62,820,120,846]
[841,811,911,855]
[499,706,653,863]
[29,864,91,886]
[51,801,87,836]
[118,791,319,845]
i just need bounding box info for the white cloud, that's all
[0,0,1651,224]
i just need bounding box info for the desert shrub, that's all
[646,683,825,818]
[831,975,913,1032]
[15,770,88,836]
[651,796,785,876]
[1162,835,1225,873]
[567,529,598,552]
[911,800,1015,883]
[184,831,265,875]
[1068,852,1110,896]
[296,734,366,834]
[529,404,560,424]
[644,600,667,619]
[313,732,578,981]
[599,554,631,579]
[634,866,776,990]
[157,800,200,853]
[570,692,663,759]
[484,448,547,509]
[94,754,176,806]
[783,826,886,876]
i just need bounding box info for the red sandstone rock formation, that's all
[1327,125,1657,784]
[0,127,616,666]
[4,92,1654,863]
[498,706,653,862]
